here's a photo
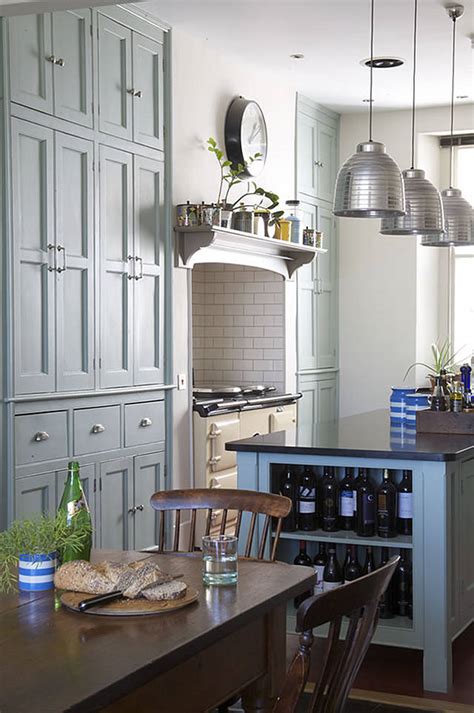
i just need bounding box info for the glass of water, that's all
[202,535,238,586]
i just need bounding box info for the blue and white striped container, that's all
[404,393,430,428]
[18,552,57,592]
[390,387,416,425]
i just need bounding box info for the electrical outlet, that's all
[177,373,187,390]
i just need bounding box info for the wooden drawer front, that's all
[15,411,68,466]
[124,401,165,447]
[73,406,121,455]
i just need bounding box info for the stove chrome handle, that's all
[209,423,223,472]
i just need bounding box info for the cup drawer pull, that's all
[140,417,153,428]
[91,424,105,434]
[34,431,50,442]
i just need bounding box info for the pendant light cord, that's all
[410,0,418,169]
[368,0,375,141]
[449,13,457,188]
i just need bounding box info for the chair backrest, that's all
[273,556,400,713]
[150,488,292,561]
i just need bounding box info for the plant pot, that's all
[18,552,57,592]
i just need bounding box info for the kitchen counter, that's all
[225,409,474,461]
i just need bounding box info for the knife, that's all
[78,590,124,612]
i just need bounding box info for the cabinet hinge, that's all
[461,479,464,495]
[99,357,102,369]
[92,161,95,173]
[93,478,97,493]
[163,464,167,479]
[92,357,96,369]
[90,23,93,36]
[99,477,102,492]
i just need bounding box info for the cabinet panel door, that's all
[9,13,53,113]
[316,377,338,423]
[52,9,92,127]
[461,459,474,619]
[56,464,96,538]
[11,119,56,395]
[55,133,95,391]
[99,458,133,550]
[16,472,56,518]
[297,375,337,426]
[315,205,337,369]
[297,202,317,371]
[316,122,337,203]
[133,452,164,550]
[297,112,317,198]
[297,378,318,426]
[98,15,133,140]
[99,146,133,388]
[133,156,164,385]
[132,33,164,151]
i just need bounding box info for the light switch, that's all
[177,373,187,390]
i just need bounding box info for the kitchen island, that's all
[226,409,474,694]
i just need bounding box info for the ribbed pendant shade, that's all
[380,169,445,235]
[333,141,406,218]
[422,189,472,246]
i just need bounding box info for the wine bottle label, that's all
[398,493,413,519]
[323,580,342,592]
[352,490,357,513]
[299,501,316,513]
[361,494,375,524]
[340,491,353,516]
[314,564,325,593]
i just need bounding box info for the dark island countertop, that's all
[226,409,474,462]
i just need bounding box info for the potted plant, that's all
[404,339,462,390]
[0,513,92,593]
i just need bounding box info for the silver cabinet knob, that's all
[91,424,105,434]
[47,55,57,63]
[34,431,50,442]
[136,504,144,512]
[128,506,137,514]
[47,244,56,272]
[127,255,135,280]
[56,245,67,273]
[140,417,152,428]
[55,58,65,67]
[134,90,142,98]
[127,88,135,95]
[276,407,283,412]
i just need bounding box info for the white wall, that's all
[170,28,298,489]
[338,103,474,417]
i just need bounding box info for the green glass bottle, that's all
[58,461,92,563]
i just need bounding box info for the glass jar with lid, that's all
[285,200,302,244]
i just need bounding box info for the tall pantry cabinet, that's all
[0,6,171,548]
[296,95,339,424]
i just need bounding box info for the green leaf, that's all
[208,137,217,147]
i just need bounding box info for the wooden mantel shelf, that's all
[174,225,326,279]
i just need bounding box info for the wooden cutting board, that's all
[60,587,199,616]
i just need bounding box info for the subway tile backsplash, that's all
[192,264,285,392]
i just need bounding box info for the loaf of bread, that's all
[54,560,115,595]
[122,561,175,599]
[142,580,187,601]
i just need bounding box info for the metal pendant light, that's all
[381,0,444,237]
[422,4,473,247]
[333,0,405,218]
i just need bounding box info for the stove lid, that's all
[193,386,243,397]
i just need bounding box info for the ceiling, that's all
[141,0,474,112]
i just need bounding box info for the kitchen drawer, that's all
[269,404,296,432]
[124,401,165,447]
[15,411,68,466]
[73,406,121,455]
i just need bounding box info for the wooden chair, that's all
[150,488,292,560]
[273,556,400,713]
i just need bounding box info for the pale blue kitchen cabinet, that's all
[133,452,165,549]
[132,33,164,151]
[297,104,337,203]
[298,372,338,425]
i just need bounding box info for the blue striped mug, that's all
[18,552,57,592]
[404,393,430,427]
[390,387,416,425]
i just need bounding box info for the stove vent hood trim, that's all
[174,226,325,279]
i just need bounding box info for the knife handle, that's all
[78,590,123,612]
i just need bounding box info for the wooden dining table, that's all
[0,549,314,713]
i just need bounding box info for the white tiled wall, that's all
[192,265,285,392]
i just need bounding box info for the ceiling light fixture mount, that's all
[290,53,304,60]
[362,56,404,69]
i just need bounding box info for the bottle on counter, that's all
[279,467,298,532]
[430,374,448,411]
[395,549,412,617]
[460,363,472,407]
[356,469,375,537]
[450,381,464,413]
[343,545,362,582]
[376,469,397,538]
[321,466,339,532]
[313,542,327,595]
[378,547,395,619]
[362,546,376,576]
[285,200,302,244]
[397,470,413,536]
[339,467,355,531]
[323,546,343,592]
[297,465,318,531]
[58,461,92,563]
[293,541,314,608]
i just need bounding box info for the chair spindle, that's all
[188,509,197,552]
[245,512,257,557]
[173,510,181,551]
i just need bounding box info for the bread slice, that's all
[122,561,174,599]
[141,579,187,601]
[54,560,115,595]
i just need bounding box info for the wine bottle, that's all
[321,466,338,532]
[397,470,413,536]
[378,547,394,619]
[297,465,318,531]
[352,469,360,532]
[293,541,314,608]
[339,467,354,531]
[280,467,297,532]
[58,461,92,563]
[356,469,375,537]
[343,545,362,582]
[313,542,327,595]
[376,469,397,538]
[323,546,343,591]
[362,546,376,575]
[395,549,412,617]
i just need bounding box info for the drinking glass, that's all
[202,535,238,586]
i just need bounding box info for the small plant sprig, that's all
[0,513,92,593]
[404,339,463,381]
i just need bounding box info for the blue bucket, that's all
[18,552,57,592]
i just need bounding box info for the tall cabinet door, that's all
[132,33,164,151]
[11,119,56,395]
[133,452,164,549]
[99,146,134,388]
[133,156,164,385]
[52,9,93,127]
[316,122,337,203]
[297,112,317,198]
[297,202,317,371]
[98,15,133,141]
[9,13,53,114]
[55,133,95,392]
[99,458,134,550]
[315,205,337,369]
